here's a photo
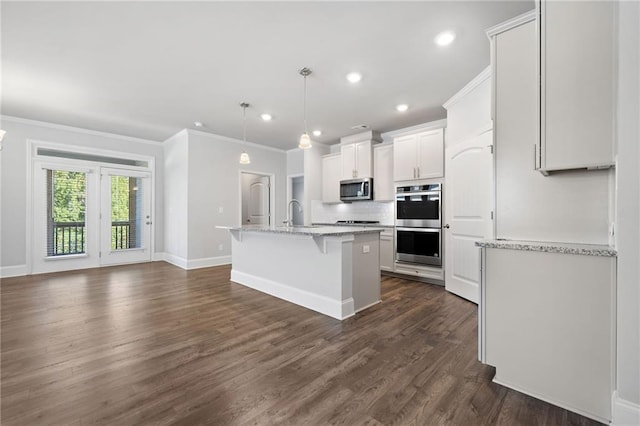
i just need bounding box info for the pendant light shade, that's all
[239,151,251,164]
[298,67,313,149]
[239,102,251,164]
[298,132,312,149]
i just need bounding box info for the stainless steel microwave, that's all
[340,178,373,202]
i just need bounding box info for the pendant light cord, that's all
[243,104,247,142]
[303,74,307,134]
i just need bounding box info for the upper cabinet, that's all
[373,144,394,201]
[322,153,341,204]
[339,130,382,180]
[341,141,372,180]
[393,128,444,181]
[539,1,616,172]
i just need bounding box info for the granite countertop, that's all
[475,239,617,257]
[219,225,385,237]
[312,222,395,229]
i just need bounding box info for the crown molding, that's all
[486,9,537,38]
[381,119,447,141]
[183,128,287,153]
[0,115,163,146]
[443,66,491,110]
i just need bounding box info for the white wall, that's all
[443,67,491,147]
[286,149,304,176]
[614,0,640,416]
[0,116,165,274]
[173,130,287,265]
[303,144,330,225]
[163,130,189,261]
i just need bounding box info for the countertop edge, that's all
[475,240,617,257]
[220,225,385,237]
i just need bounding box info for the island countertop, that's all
[218,225,385,237]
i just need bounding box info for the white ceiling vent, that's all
[351,124,369,130]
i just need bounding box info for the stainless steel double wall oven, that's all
[395,183,442,267]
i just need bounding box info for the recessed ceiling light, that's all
[346,72,362,83]
[396,104,409,112]
[435,31,456,46]
[312,130,322,137]
[193,121,203,127]
[260,113,272,121]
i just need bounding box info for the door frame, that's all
[26,140,155,274]
[238,170,275,226]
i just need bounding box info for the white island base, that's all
[228,227,382,320]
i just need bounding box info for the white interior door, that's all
[248,176,270,225]
[444,130,494,303]
[100,168,152,265]
[31,161,100,274]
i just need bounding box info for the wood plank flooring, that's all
[1,262,601,425]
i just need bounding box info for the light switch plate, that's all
[363,245,370,253]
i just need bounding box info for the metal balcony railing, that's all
[51,221,132,255]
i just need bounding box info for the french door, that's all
[100,168,152,265]
[32,162,152,274]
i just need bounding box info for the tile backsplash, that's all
[311,200,394,226]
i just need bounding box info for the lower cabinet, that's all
[480,247,615,423]
[380,229,394,272]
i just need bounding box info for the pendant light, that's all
[239,102,251,165]
[298,67,313,149]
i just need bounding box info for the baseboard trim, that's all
[162,253,188,269]
[230,269,353,320]
[612,392,640,426]
[492,375,610,424]
[186,256,231,270]
[1,264,28,278]
[161,253,231,270]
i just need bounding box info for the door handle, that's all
[443,224,450,229]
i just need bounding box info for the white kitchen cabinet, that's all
[373,144,394,201]
[379,229,394,272]
[539,1,615,172]
[322,153,341,203]
[480,245,615,423]
[393,129,444,181]
[341,141,372,180]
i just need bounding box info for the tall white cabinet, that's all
[539,1,616,172]
[373,144,394,201]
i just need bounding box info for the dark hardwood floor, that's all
[1,262,601,425]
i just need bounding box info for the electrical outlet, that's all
[363,245,370,254]
[218,244,224,251]
[218,207,224,214]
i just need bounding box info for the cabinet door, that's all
[541,1,615,170]
[355,141,372,178]
[416,129,444,179]
[340,144,356,180]
[380,231,394,272]
[393,135,417,181]
[322,154,341,203]
[374,144,394,201]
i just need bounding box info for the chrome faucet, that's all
[284,199,303,227]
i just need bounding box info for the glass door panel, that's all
[100,168,151,265]
[32,163,99,274]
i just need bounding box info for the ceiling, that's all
[1,1,533,149]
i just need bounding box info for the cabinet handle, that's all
[417,167,420,178]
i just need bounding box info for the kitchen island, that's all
[222,225,384,320]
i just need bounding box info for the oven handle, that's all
[396,191,440,197]
[396,227,441,233]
